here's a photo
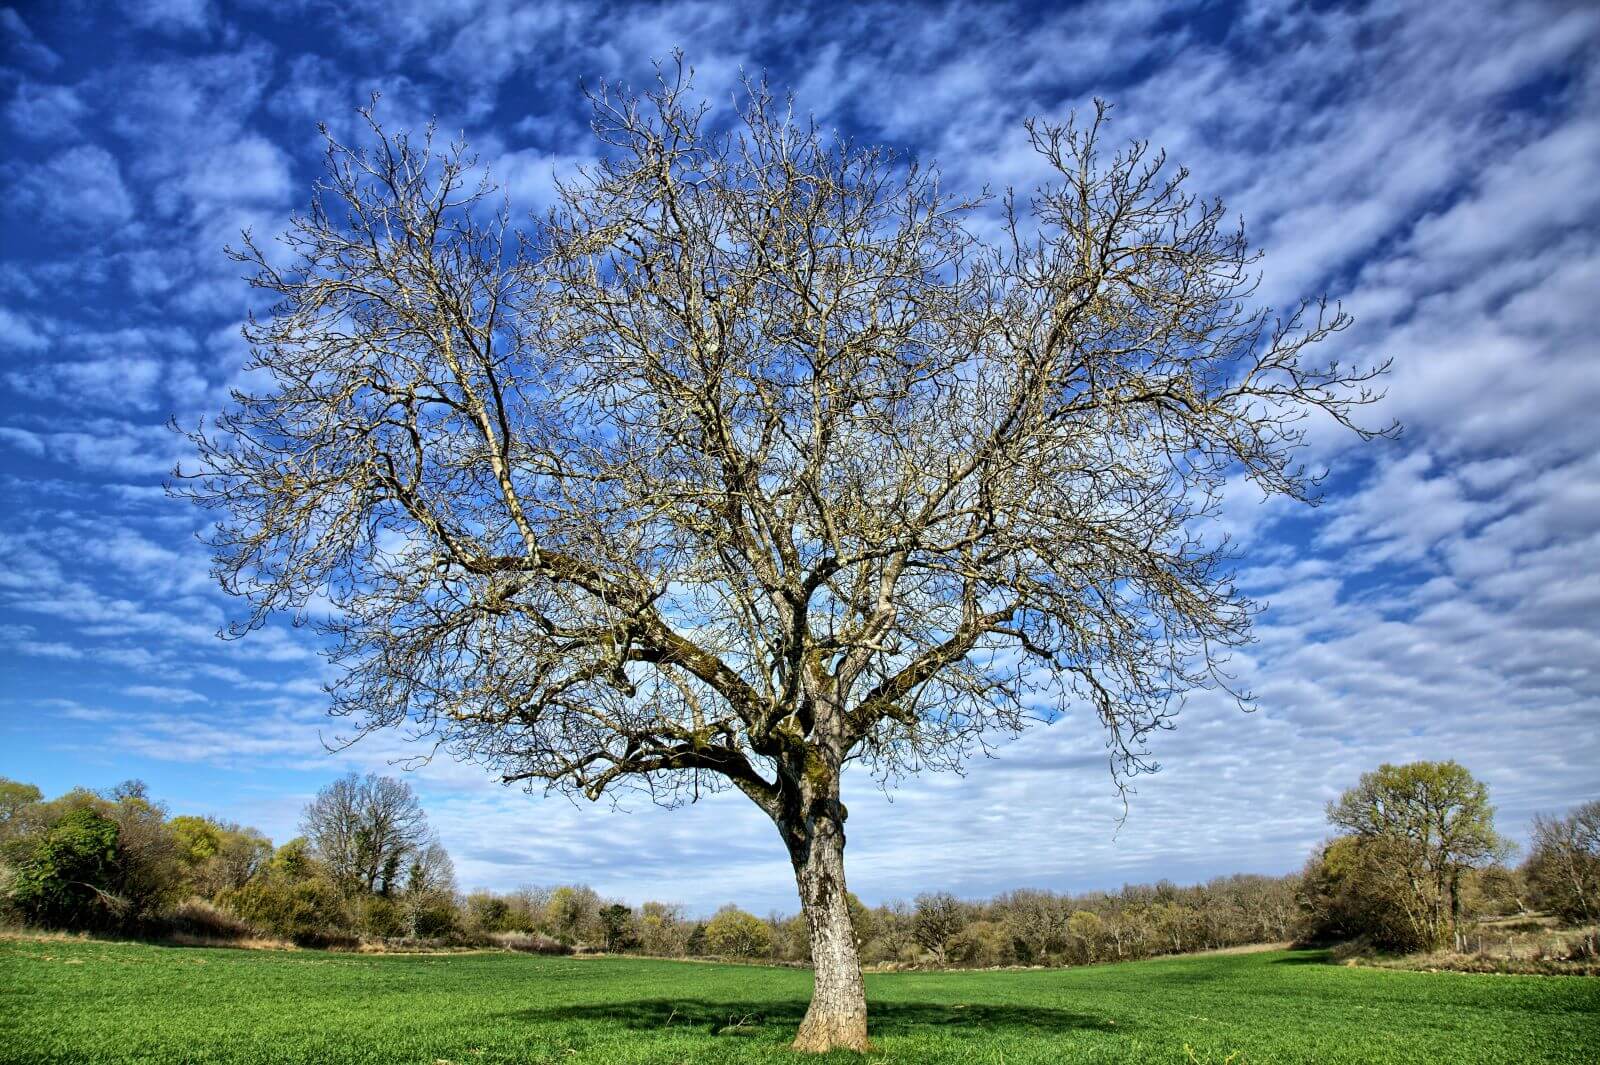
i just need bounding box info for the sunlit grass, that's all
[2,937,1596,1063]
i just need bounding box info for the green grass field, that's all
[2,938,1595,1064]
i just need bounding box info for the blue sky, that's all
[2,0,1597,915]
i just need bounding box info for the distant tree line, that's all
[1,764,1593,967]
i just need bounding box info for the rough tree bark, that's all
[781,768,869,1052]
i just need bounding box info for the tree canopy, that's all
[1325,760,1505,950]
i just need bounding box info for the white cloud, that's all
[5,355,166,410]
[13,145,135,228]
[5,80,89,140]
[122,684,209,704]
[0,8,61,70]
[0,419,186,476]
[125,0,213,36]
[0,308,50,354]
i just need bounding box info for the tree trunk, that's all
[785,801,869,1053]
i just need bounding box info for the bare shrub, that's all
[489,931,572,955]
[162,897,257,941]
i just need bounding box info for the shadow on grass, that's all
[1271,950,1334,966]
[514,997,1127,1038]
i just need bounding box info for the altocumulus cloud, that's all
[0,0,1596,912]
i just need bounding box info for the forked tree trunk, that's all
[785,797,869,1053]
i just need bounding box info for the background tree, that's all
[1326,761,1506,950]
[400,839,459,937]
[870,900,917,963]
[636,900,690,956]
[543,884,602,943]
[102,782,182,923]
[171,816,272,897]
[913,892,968,964]
[1001,888,1071,963]
[948,918,1015,967]
[3,784,181,930]
[300,773,431,897]
[1298,833,1440,951]
[776,910,812,961]
[0,778,41,839]
[178,64,1386,1049]
[1067,909,1105,963]
[599,902,636,951]
[704,904,774,958]
[685,921,707,957]
[268,837,318,881]
[1524,800,1600,924]
[463,890,514,934]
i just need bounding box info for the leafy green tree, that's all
[1067,910,1105,963]
[170,815,223,866]
[636,901,689,956]
[1299,834,1420,949]
[844,892,874,952]
[269,837,319,881]
[598,903,635,951]
[949,919,1016,967]
[777,911,812,961]
[464,891,514,934]
[0,778,42,840]
[5,807,121,929]
[543,885,601,942]
[357,893,405,937]
[703,905,773,958]
[1327,761,1505,950]
[1149,900,1193,954]
[170,815,272,898]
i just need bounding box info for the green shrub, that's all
[406,896,459,938]
[219,877,354,947]
[357,895,405,938]
[463,891,515,933]
[948,919,1017,967]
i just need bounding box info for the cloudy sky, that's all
[2,0,1597,915]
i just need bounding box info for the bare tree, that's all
[177,64,1386,1050]
[300,774,431,897]
[401,837,457,937]
[912,891,968,965]
[1525,800,1600,924]
[999,888,1071,962]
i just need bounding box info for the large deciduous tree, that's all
[178,67,1386,1050]
[300,773,431,897]
[1326,760,1505,951]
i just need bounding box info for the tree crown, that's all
[177,68,1389,818]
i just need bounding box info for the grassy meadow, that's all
[2,937,1596,1064]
